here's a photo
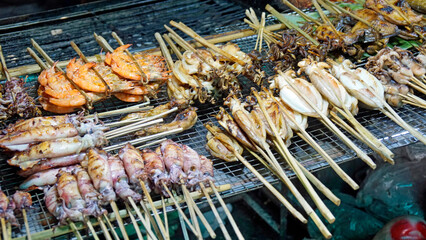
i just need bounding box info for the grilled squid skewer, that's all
[118,143,148,191]
[3,114,81,135]
[142,148,169,196]
[108,155,142,201]
[56,170,85,223]
[160,139,186,185]
[74,166,106,217]
[44,186,66,222]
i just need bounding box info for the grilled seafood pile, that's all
[0,77,41,122]
[17,139,213,225]
[365,47,426,107]
[0,114,108,172]
[168,42,265,104]
[38,44,170,113]
[0,189,33,227]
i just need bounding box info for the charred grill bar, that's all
[0,0,424,239]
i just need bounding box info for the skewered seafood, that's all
[206,125,242,162]
[105,44,170,82]
[0,189,17,226]
[180,144,202,188]
[121,99,189,121]
[0,77,41,122]
[199,155,214,185]
[44,186,66,222]
[56,170,85,222]
[19,166,76,190]
[365,0,423,25]
[12,191,32,210]
[86,148,116,204]
[142,148,169,195]
[298,58,359,115]
[108,155,142,201]
[136,107,198,135]
[3,114,82,134]
[8,131,107,170]
[118,143,147,188]
[160,139,186,184]
[74,166,106,217]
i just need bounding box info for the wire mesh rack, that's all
[0,0,425,239]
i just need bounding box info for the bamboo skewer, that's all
[199,182,231,240]
[109,201,130,240]
[140,181,169,240]
[265,4,320,46]
[280,0,321,25]
[161,197,169,238]
[97,216,113,240]
[111,32,149,84]
[21,209,32,240]
[124,202,144,240]
[312,0,342,38]
[161,182,199,237]
[93,33,114,53]
[86,219,100,240]
[68,220,83,240]
[127,197,158,240]
[103,214,121,240]
[1,218,7,240]
[252,89,335,224]
[180,182,216,239]
[105,118,163,140]
[30,39,94,109]
[208,180,245,240]
[70,41,111,95]
[266,89,360,189]
[180,188,202,239]
[0,45,11,81]
[278,71,376,168]
[162,34,183,60]
[169,21,246,66]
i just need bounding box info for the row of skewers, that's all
[27,33,171,113]
[0,190,33,240]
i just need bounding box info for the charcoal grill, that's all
[0,0,425,239]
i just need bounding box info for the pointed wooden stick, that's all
[0,45,11,81]
[26,48,48,70]
[97,216,113,240]
[21,209,32,240]
[105,118,163,140]
[162,34,183,60]
[103,214,120,240]
[312,0,342,39]
[127,197,158,240]
[86,219,100,240]
[70,41,111,95]
[278,71,376,168]
[154,33,176,69]
[161,197,169,238]
[1,218,7,240]
[199,182,231,240]
[266,89,360,189]
[265,4,320,46]
[208,180,245,240]
[85,101,151,119]
[140,181,169,240]
[280,0,321,25]
[169,21,246,66]
[180,182,216,239]
[252,89,335,224]
[161,182,199,237]
[30,39,93,109]
[68,220,83,240]
[93,33,114,53]
[110,201,130,240]
[179,188,202,239]
[124,202,144,240]
[111,32,148,83]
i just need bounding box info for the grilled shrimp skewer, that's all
[298,58,394,163]
[330,59,426,145]
[12,191,32,240]
[271,71,376,168]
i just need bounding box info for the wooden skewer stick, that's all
[127,197,158,240]
[161,182,199,237]
[265,4,320,46]
[86,218,100,240]
[169,21,246,66]
[145,211,152,240]
[407,81,426,95]
[179,188,202,239]
[278,71,377,168]
[1,218,8,240]
[0,45,11,81]
[410,76,426,92]
[266,89,360,189]
[97,216,113,240]
[162,34,183,60]
[252,89,335,224]
[312,0,342,38]
[68,220,83,240]
[280,0,321,25]
[70,41,111,95]
[30,39,93,109]
[111,32,149,84]
[140,181,169,240]
[93,33,114,53]
[139,197,164,240]
[105,118,163,140]
[199,182,232,240]
[103,214,121,240]
[26,48,48,70]
[403,99,426,109]
[110,201,130,240]
[21,209,32,240]
[124,202,144,240]
[161,197,169,238]
[208,180,245,240]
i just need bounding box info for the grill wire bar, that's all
[0,0,424,239]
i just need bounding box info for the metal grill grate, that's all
[0,0,425,238]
